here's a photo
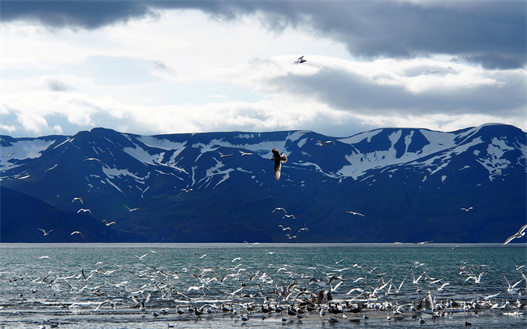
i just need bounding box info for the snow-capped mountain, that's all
[1,124,525,243]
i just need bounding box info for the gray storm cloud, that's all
[1,0,525,69]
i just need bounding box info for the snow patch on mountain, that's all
[476,137,515,181]
[136,136,186,151]
[338,129,382,144]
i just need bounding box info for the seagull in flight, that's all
[123,204,140,212]
[294,55,307,64]
[218,151,233,158]
[346,210,365,217]
[315,140,336,147]
[273,207,287,214]
[181,188,193,193]
[460,207,473,211]
[502,224,527,246]
[100,219,117,226]
[239,151,253,156]
[72,197,83,204]
[38,228,53,236]
[270,148,287,181]
[77,208,92,215]
[71,231,84,238]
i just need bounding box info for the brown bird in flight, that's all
[270,148,288,181]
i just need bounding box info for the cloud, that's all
[1,1,525,69]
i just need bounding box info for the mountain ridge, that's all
[1,123,525,243]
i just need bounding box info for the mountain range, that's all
[1,123,525,243]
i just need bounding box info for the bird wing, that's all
[518,223,527,235]
[280,153,287,163]
[271,148,280,158]
[503,234,516,246]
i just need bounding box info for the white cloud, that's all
[0,8,525,138]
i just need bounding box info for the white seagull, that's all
[502,224,527,246]
[218,151,233,158]
[72,197,84,204]
[270,148,287,181]
[460,207,473,211]
[71,231,84,238]
[346,210,365,217]
[38,228,53,236]
[123,204,140,212]
[315,140,336,147]
[239,151,253,156]
[77,208,92,215]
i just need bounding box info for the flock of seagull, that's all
[37,197,140,240]
[3,245,526,328]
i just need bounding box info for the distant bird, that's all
[239,151,253,156]
[315,140,336,147]
[503,224,527,246]
[346,210,365,217]
[100,219,117,226]
[83,157,102,162]
[278,225,291,231]
[286,234,297,240]
[38,228,53,236]
[136,250,158,260]
[282,214,296,220]
[123,204,140,212]
[273,207,288,214]
[297,227,309,233]
[71,231,84,238]
[460,207,473,211]
[270,148,287,181]
[294,55,307,64]
[181,188,193,193]
[72,197,83,204]
[218,151,233,158]
[7,152,16,157]
[77,208,92,215]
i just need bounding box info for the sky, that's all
[1,0,526,138]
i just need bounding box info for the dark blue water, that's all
[0,243,525,328]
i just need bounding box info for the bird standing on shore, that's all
[270,148,287,181]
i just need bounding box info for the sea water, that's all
[0,243,525,328]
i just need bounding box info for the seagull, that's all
[239,151,253,156]
[181,188,193,193]
[502,224,527,246]
[460,207,473,211]
[123,204,140,212]
[72,197,83,204]
[100,219,117,226]
[136,250,158,260]
[77,208,92,215]
[83,157,102,162]
[282,214,296,220]
[270,148,287,181]
[315,140,336,147]
[218,151,233,158]
[278,225,291,231]
[273,207,287,214]
[71,231,84,238]
[7,152,16,157]
[294,55,307,64]
[346,210,365,217]
[38,228,53,236]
